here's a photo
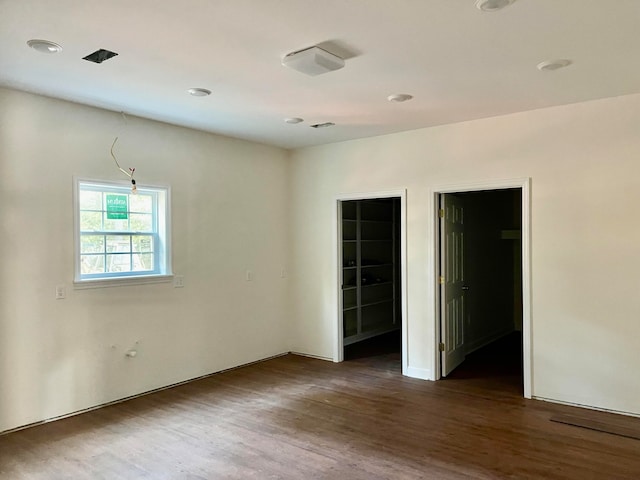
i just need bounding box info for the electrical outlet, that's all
[246,270,254,282]
[174,275,184,288]
[55,285,66,300]
[280,268,287,278]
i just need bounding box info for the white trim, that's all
[405,366,431,380]
[431,178,532,399]
[73,176,173,287]
[289,351,333,362]
[0,351,289,436]
[534,396,640,419]
[335,190,408,376]
[73,274,173,289]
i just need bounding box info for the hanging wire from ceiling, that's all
[109,112,137,193]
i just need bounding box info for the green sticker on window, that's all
[106,194,128,219]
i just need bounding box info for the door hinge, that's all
[439,276,445,285]
[439,342,445,352]
[438,208,445,218]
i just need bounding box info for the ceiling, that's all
[1,0,639,150]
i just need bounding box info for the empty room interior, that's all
[1,1,640,478]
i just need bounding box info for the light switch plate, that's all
[55,285,66,299]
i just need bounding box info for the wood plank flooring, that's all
[1,349,639,479]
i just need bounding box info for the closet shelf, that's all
[361,299,393,308]
[362,281,392,287]
[341,198,400,347]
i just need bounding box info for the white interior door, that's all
[440,194,466,376]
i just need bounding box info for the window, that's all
[74,179,171,285]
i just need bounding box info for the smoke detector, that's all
[282,46,345,76]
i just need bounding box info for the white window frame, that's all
[73,178,172,288]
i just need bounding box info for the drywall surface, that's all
[289,93,640,416]
[0,88,290,432]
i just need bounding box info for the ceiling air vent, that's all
[83,49,118,64]
[310,122,335,129]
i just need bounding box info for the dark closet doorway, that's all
[340,197,402,367]
[439,188,523,393]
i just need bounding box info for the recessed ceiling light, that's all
[284,117,304,124]
[387,94,413,103]
[536,59,572,72]
[310,122,335,129]
[475,0,516,12]
[27,39,63,54]
[187,88,211,97]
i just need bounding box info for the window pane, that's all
[106,254,131,272]
[81,235,105,254]
[106,235,131,253]
[76,180,168,282]
[130,194,152,213]
[133,253,154,271]
[80,190,102,210]
[132,236,153,253]
[80,211,102,231]
[130,213,152,232]
[104,216,130,232]
[81,254,105,274]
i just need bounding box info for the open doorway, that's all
[437,183,531,397]
[336,192,407,373]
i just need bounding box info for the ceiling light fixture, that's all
[282,46,345,76]
[475,0,516,12]
[284,117,304,124]
[187,88,211,97]
[387,94,413,103]
[27,39,63,54]
[536,59,572,71]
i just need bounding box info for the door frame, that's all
[432,178,532,398]
[335,189,408,376]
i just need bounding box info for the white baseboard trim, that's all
[405,365,432,380]
[289,351,333,362]
[533,396,640,419]
[0,351,289,437]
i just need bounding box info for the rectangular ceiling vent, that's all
[83,49,118,64]
[310,122,335,129]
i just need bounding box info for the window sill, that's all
[74,274,173,290]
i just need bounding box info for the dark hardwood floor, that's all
[1,345,639,479]
[444,331,524,396]
[344,329,402,363]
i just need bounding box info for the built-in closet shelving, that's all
[342,198,400,346]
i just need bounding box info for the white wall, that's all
[3,87,639,433]
[289,93,640,416]
[0,88,291,432]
